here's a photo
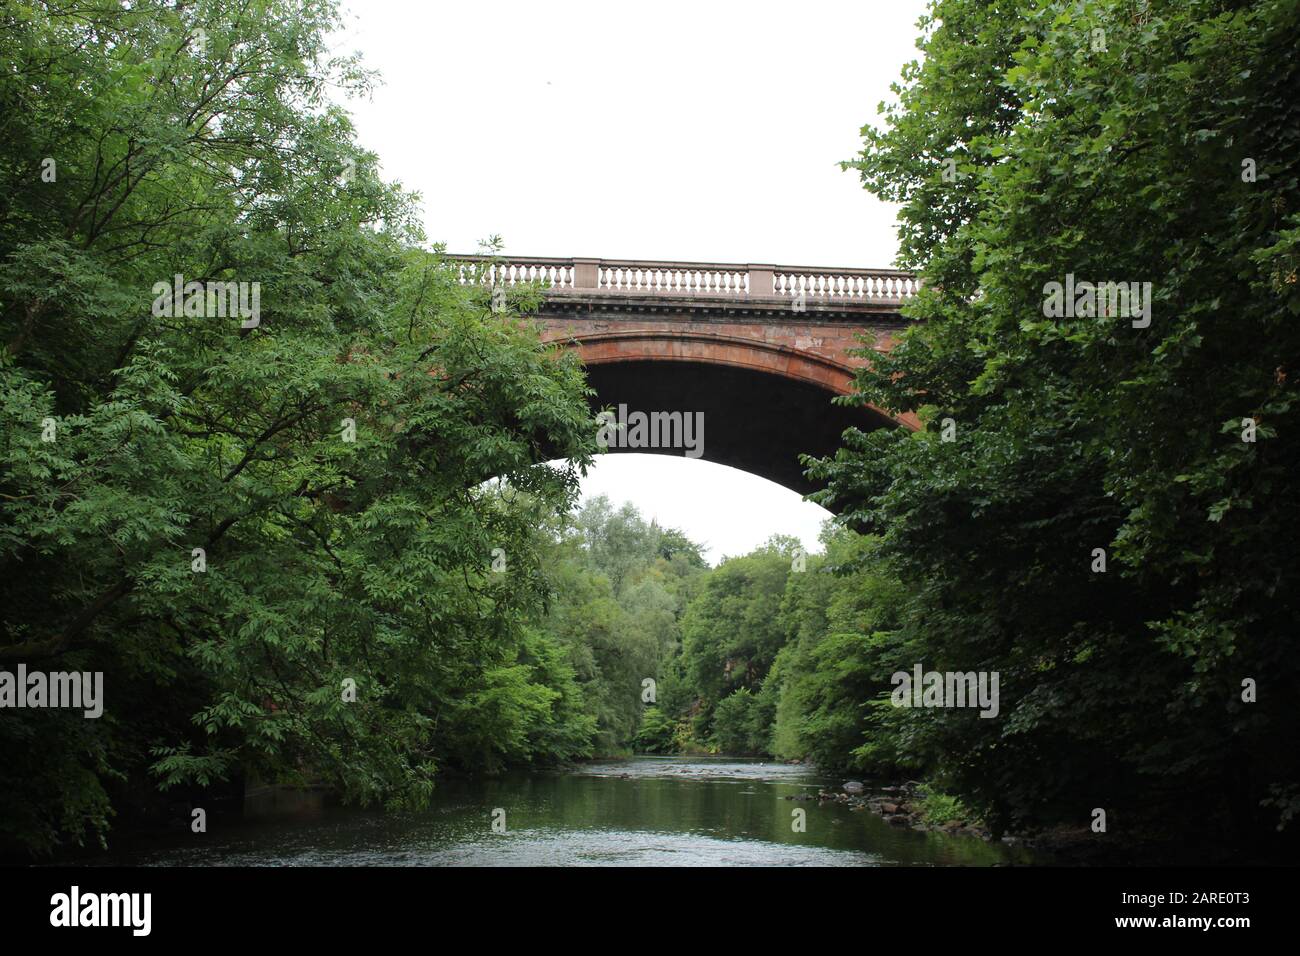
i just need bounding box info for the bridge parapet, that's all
[447,255,918,309]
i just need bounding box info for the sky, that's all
[330,0,930,563]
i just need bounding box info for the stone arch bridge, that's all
[451,255,920,496]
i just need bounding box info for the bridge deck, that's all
[447,254,917,318]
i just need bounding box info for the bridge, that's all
[451,255,920,495]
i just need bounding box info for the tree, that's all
[535,497,705,754]
[770,529,909,772]
[811,0,1300,842]
[0,0,596,857]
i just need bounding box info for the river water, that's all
[86,756,1033,866]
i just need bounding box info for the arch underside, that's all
[561,331,905,496]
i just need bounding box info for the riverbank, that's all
[789,778,1282,866]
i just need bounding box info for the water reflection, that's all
[84,757,1033,866]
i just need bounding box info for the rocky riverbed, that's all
[784,780,994,842]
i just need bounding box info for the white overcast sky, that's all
[330,0,929,563]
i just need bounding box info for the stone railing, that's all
[447,255,918,304]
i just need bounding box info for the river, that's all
[83,756,1035,866]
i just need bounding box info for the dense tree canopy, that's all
[0,0,597,857]
[806,0,1300,842]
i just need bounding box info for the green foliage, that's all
[915,787,971,827]
[679,539,793,706]
[632,706,677,754]
[0,0,597,857]
[770,530,912,772]
[536,497,705,754]
[710,688,769,755]
[811,0,1300,840]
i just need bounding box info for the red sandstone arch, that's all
[544,329,920,431]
